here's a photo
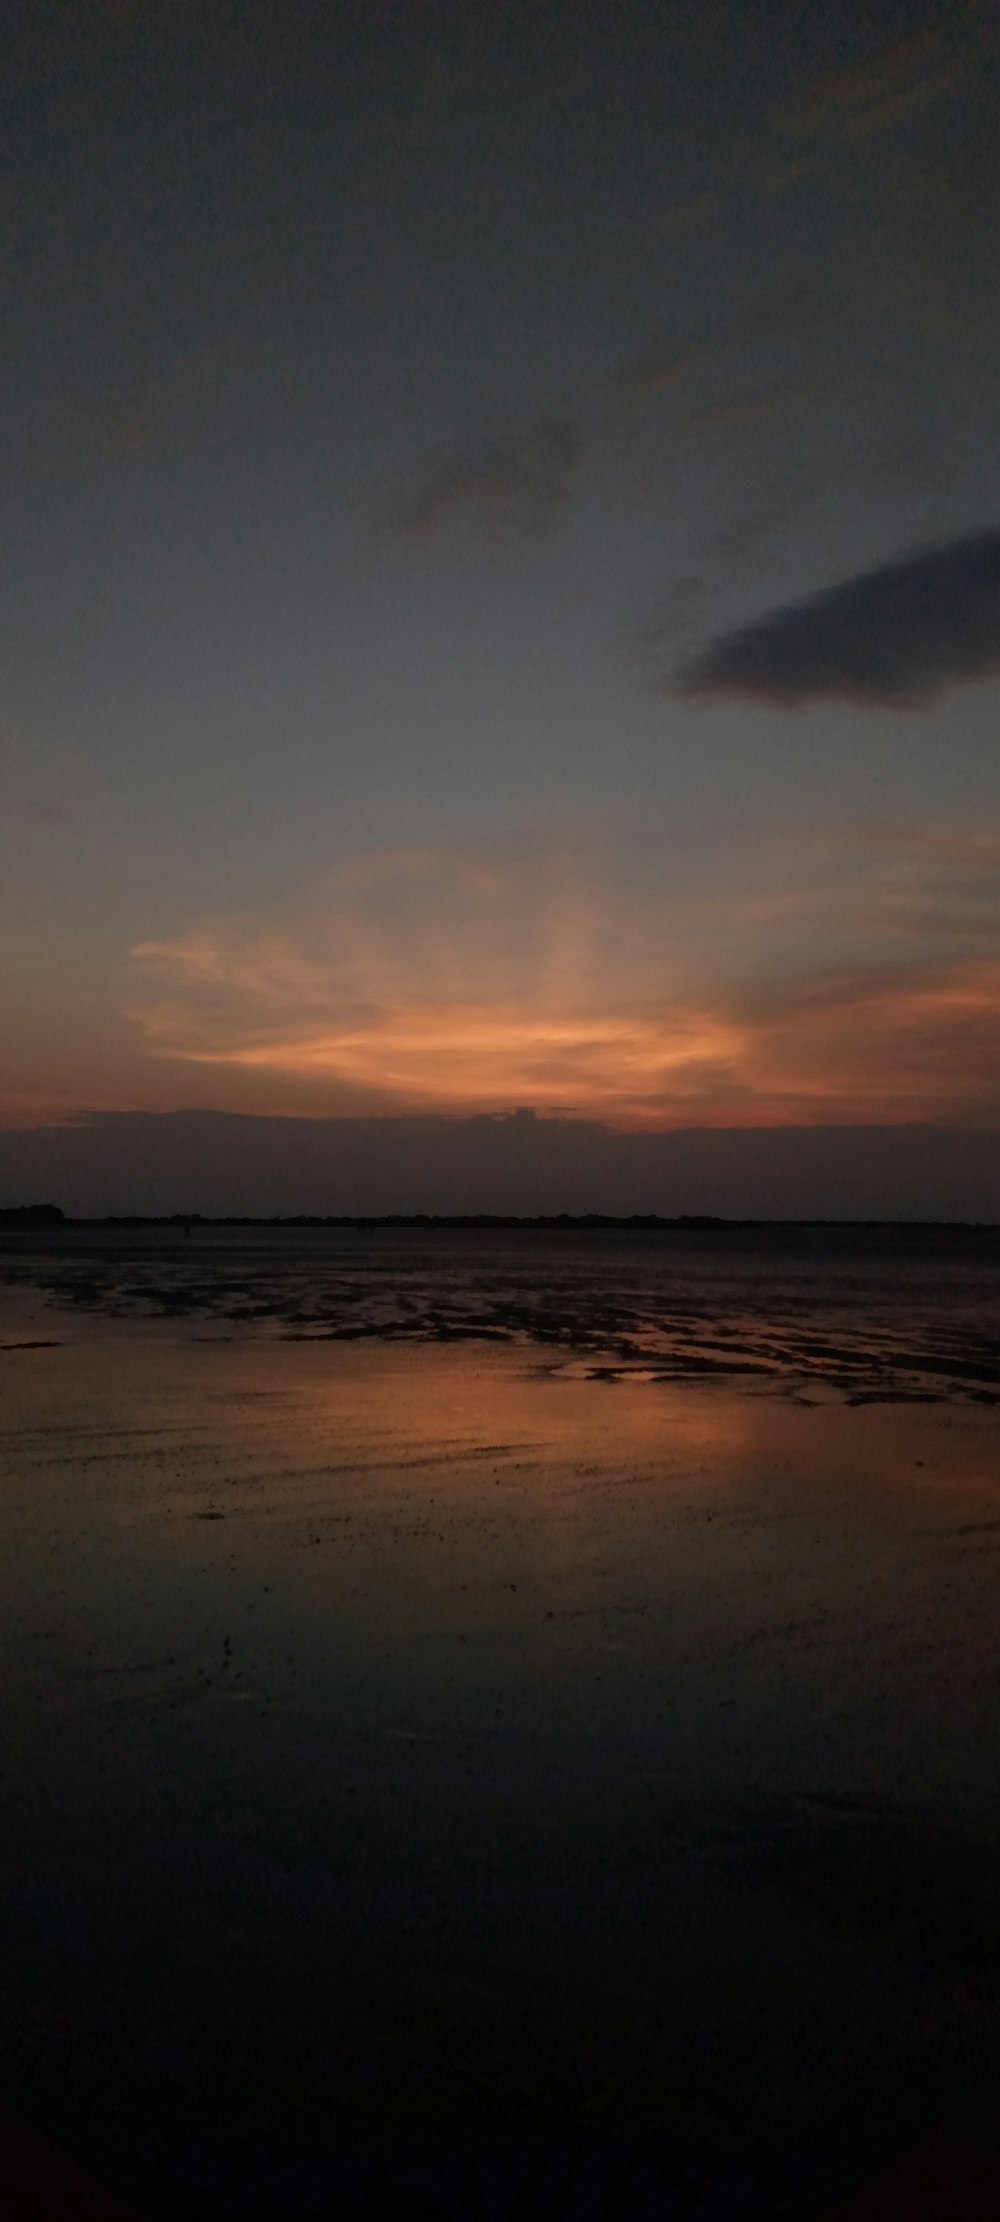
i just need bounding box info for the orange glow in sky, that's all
[123,830,1000,1128]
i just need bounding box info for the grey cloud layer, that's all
[675,529,1000,707]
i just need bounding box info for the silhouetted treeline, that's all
[21,1210,998,1232]
[0,1203,65,1226]
[97,1210,730,1230]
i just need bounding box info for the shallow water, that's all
[4,1219,1000,1400]
[1,1230,1000,2217]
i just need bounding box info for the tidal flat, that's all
[2,1226,1000,2218]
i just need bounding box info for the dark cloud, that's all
[675,530,1000,708]
[4,1107,1000,1218]
[391,414,586,546]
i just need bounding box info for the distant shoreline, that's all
[2,1209,998,1234]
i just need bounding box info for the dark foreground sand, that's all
[5,2091,1000,2222]
[0,2110,147,2221]
[817,2086,1000,2218]
[2,1247,1000,2219]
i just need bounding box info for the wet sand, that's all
[2,1232,1000,2217]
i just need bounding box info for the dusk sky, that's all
[4,0,1000,1164]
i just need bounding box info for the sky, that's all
[2,0,1000,1204]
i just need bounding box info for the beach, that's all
[2,1226,1000,2217]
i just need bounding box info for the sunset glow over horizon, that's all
[2,2,999,1200]
[117,820,1000,1130]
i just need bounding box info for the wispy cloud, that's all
[605,291,816,425]
[772,8,977,146]
[90,378,167,460]
[390,286,825,554]
[603,344,706,417]
[674,528,1000,707]
[390,413,587,546]
[682,379,817,435]
[729,956,1000,1124]
[13,797,76,827]
[656,190,718,236]
[128,824,1000,1127]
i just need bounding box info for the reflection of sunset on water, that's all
[35,1328,988,1627]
